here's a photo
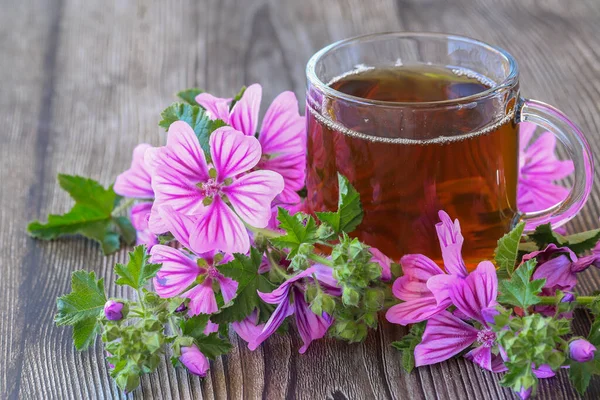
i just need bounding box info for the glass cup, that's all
[305,32,593,267]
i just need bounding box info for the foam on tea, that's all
[306,65,519,268]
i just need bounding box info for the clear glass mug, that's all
[305,32,593,267]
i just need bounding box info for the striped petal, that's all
[114,143,154,198]
[185,280,218,315]
[259,91,305,155]
[449,261,497,325]
[195,93,232,122]
[294,287,332,354]
[210,127,262,181]
[385,296,450,326]
[150,245,200,298]
[229,83,262,136]
[435,210,467,277]
[392,254,443,301]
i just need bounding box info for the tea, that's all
[306,65,519,267]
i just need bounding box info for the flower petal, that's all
[180,344,210,376]
[392,254,443,301]
[195,93,232,122]
[414,311,478,366]
[260,152,306,203]
[229,83,262,136]
[163,120,210,181]
[248,296,295,351]
[189,196,250,254]
[532,364,555,379]
[312,264,342,296]
[222,170,284,228]
[185,280,218,315]
[130,202,153,231]
[258,267,316,304]
[532,254,577,291]
[426,273,458,306]
[464,345,493,372]
[114,143,154,198]
[449,261,498,325]
[293,287,332,353]
[232,310,265,346]
[210,127,262,180]
[259,91,305,155]
[435,210,468,277]
[156,206,197,249]
[385,296,450,325]
[217,274,238,304]
[150,245,200,298]
[370,247,392,281]
[203,321,219,335]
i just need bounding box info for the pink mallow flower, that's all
[149,208,238,316]
[196,84,306,204]
[385,211,468,325]
[518,122,574,214]
[414,261,506,372]
[114,143,158,248]
[145,121,284,254]
[180,344,210,376]
[247,266,341,353]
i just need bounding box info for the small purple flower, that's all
[104,300,124,321]
[180,344,210,376]
[569,338,596,362]
[517,386,532,400]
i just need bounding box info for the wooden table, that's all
[3,0,600,398]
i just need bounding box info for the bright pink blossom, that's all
[150,208,238,316]
[518,122,574,214]
[146,121,284,254]
[114,143,157,248]
[386,211,468,325]
[196,84,306,204]
[248,266,340,353]
[180,344,210,376]
[414,261,505,372]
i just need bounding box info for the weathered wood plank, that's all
[2,0,600,399]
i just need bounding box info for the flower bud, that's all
[180,344,210,376]
[517,386,531,400]
[104,300,125,321]
[175,303,187,313]
[561,292,575,303]
[364,288,384,311]
[342,287,360,307]
[569,338,596,362]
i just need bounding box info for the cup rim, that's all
[306,32,519,107]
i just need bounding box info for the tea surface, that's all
[306,65,519,267]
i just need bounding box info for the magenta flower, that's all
[518,122,574,214]
[114,143,158,248]
[231,310,265,345]
[149,208,238,315]
[104,300,125,321]
[248,266,340,353]
[414,261,505,372]
[386,211,468,325]
[196,84,306,204]
[569,338,596,362]
[180,344,210,376]
[146,121,284,254]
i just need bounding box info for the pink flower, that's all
[180,344,210,376]
[414,261,505,372]
[146,121,284,254]
[114,143,157,248]
[518,122,574,214]
[386,211,468,325]
[248,265,340,353]
[196,84,306,204]
[231,310,265,345]
[369,248,392,281]
[149,208,238,315]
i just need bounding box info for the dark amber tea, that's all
[306,65,519,267]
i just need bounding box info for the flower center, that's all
[207,266,220,278]
[476,328,496,348]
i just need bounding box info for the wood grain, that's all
[1,0,600,399]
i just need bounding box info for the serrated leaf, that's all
[568,359,597,395]
[391,322,425,373]
[114,245,161,289]
[497,259,545,310]
[55,270,106,350]
[589,319,600,346]
[270,208,318,257]
[212,248,275,323]
[495,222,525,277]
[316,173,363,235]
[27,175,131,255]
[181,315,211,339]
[177,88,203,106]
[529,224,600,255]
[158,103,226,157]
[195,333,232,360]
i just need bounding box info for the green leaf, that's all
[529,223,600,255]
[588,319,600,347]
[316,173,363,235]
[114,245,161,290]
[212,248,275,323]
[497,259,545,310]
[181,315,211,339]
[495,221,525,277]
[158,103,226,157]
[391,322,425,373]
[229,86,246,110]
[177,88,203,106]
[499,362,536,394]
[195,333,232,360]
[270,208,318,257]
[27,175,131,255]
[568,359,599,395]
[113,216,136,245]
[55,270,107,350]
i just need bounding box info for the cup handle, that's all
[517,98,594,230]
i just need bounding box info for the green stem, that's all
[246,224,282,239]
[308,254,333,267]
[536,295,595,306]
[137,289,146,313]
[111,198,135,216]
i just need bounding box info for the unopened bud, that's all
[104,300,125,321]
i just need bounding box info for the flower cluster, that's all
[37,84,600,398]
